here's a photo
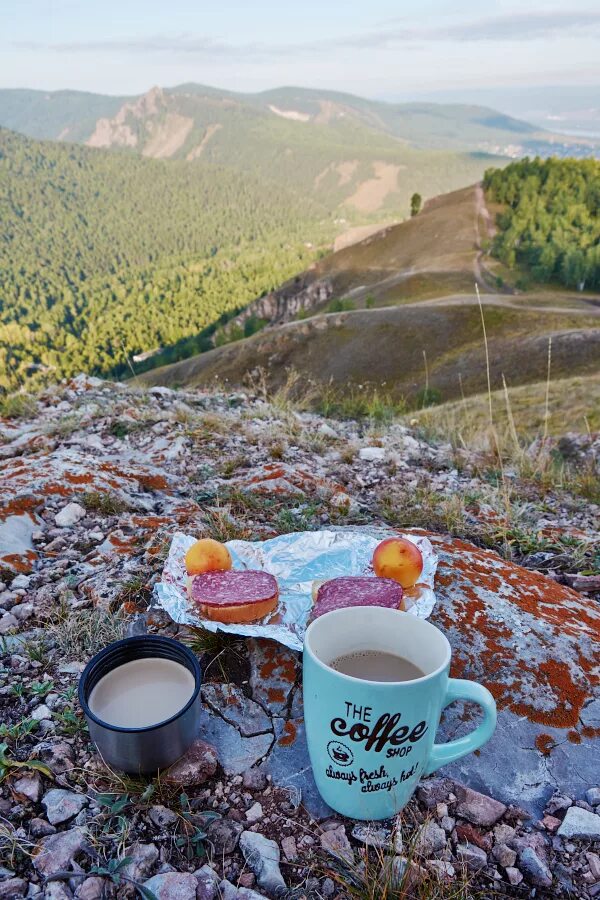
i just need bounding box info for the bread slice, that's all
[188,570,279,624]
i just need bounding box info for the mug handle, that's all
[424,678,497,776]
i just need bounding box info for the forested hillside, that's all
[0,128,328,389]
[484,158,600,289]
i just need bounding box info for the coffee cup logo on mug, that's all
[303,607,497,820]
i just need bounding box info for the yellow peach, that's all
[185,538,232,575]
[372,537,423,589]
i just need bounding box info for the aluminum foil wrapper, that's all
[156,527,438,652]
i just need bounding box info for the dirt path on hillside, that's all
[404,292,600,317]
[474,182,502,290]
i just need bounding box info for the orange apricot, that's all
[373,537,423,589]
[185,538,232,575]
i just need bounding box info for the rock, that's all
[454,843,487,872]
[0,614,18,635]
[11,603,33,622]
[541,814,561,832]
[42,789,87,826]
[281,836,298,862]
[586,788,600,807]
[217,883,238,900]
[194,865,219,900]
[163,738,218,787]
[198,706,271,777]
[148,805,178,829]
[351,823,391,849]
[33,740,74,775]
[493,823,516,844]
[142,873,198,900]
[492,843,517,868]
[416,778,455,809]
[12,773,43,803]
[29,818,56,837]
[0,880,28,899]
[201,683,271,737]
[31,704,52,721]
[429,532,600,816]
[74,877,107,899]
[44,884,73,900]
[245,801,263,824]
[545,793,572,816]
[239,831,286,896]
[33,828,88,877]
[390,857,427,892]
[120,843,159,883]
[358,447,386,462]
[454,785,506,826]
[414,821,447,856]
[55,503,86,528]
[242,768,269,792]
[557,805,600,839]
[10,575,30,590]
[519,847,553,888]
[587,852,600,881]
[505,867,523,886]
[206,817,243,855]
[426,860,455,879]
[454,821,491,851]
[319,825,353,865]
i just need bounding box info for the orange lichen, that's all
[535,734,555,756]
[568,730,581,744]
[267,688,286,704]
[278,720,297,746]
[259,645,297,683]
[1,550,36,573]
[65,472,95,485]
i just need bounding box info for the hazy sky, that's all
[3,0,600,97]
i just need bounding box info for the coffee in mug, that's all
[330,650,425,682]
[303,607,496,820]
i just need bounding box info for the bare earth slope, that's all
[138,185,600,406]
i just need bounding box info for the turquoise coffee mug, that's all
[303,606,496,820]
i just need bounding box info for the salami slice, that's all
[189,570,278,607]
[312,576,402,620]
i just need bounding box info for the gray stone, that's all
[0,614,18,635]
[148,805,178,829]
[557,805,600,839]
[238,890,269,900]
[242,768,268,792]
[120,842,159,883]
[426,860,455,879]
[319,825,353,865]
[492,843,517,868]
[428,533,599,817]
[33,741,74,775]
[454,843,487,871]
[206,817,243,855]
[281,836,298,862]
[202,683,271,737]
[545,793,572,815]
[586,788,600,807]
[44,885,73,900]
[194,867,218,900]
[163,738,218,786]
[217,882,238,900]
[11,604,33,623]
[414,821,447,857]
[505,867,523,886]
[519,848,553,888]
[142,873,197,900]
[266,717,331,821]
[416,778,455,809]
[33,828,88,877]
[197,706,271,777]
[454,785,506,826]
[239,831,286,896]
[55,503,86,528]
[359,447,386,461]
[74,878,107,900]
[31,704,51,722]
[42,789,87,826]
[0,880,28,899]
[13,773,42,803]
[29,818,55,837]
[245,801,263,823]
[351,823,391,849]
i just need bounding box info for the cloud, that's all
[11,9,600,59]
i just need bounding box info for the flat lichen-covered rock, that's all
[428,532,599,814]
